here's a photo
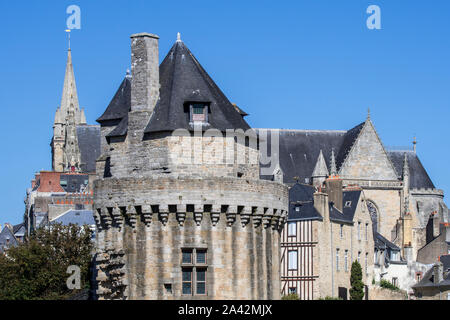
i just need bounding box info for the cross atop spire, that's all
[367,107,371,120]
[65,29,71,51]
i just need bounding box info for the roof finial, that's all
[413,136,417,153]
[177,32,181,42]
[126,68,131,78]
[330,149,337,177]
[367,107,371,120]
[65,29,71,51]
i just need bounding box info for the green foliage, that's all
[0,224,93,300]
[317,296,343,300]
[282,293,299,300]
[379,279,400,291]
[349,260,364,300]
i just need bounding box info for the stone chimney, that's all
[130,33,160,113]
[433,262,444,284]
[314,191,329,221]
[326,178,343,212]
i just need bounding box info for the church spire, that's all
[330,149,338,177]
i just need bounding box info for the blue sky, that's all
[1,0,449,224]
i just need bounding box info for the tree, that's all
[349,260,364,300]
[0,223,93,300]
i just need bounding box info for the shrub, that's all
[379,279,400,291]
[282,293,300,300]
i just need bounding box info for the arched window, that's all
[367,200,379,233]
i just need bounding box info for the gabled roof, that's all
[288,183,322,221]
[144,40,251,134]
[0,226,18,253]
[388,150,435,189]
[335,122,364,171]
[96,77,131,124]
[12,223,25,235]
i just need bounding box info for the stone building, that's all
[93,33,288,300]
[412,255,450,300]
[267,114,449,297]
[24,47,100,235]
[280,171,374,299]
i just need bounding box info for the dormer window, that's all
[189,103,209,124]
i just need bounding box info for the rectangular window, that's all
[191,103,208,123]
[336,249,340,271]
[365,223,368,241]
[288,287,297,294]
[196,250,207,264]
[182,268,192,295]
[181,248,207,296]
[358,222,361,240]
[288,222,296,237]
[344,250,348,271]
[365,253,368,274]
[358,251,361,263]
[392,277,398,287]
[288,250,298,270]
[196,268,206,295]
[182,249,193,264]
[340,224,344,239]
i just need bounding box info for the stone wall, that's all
[369,286,407,300]
[94,176,288,300]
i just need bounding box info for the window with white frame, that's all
[336,249,340,271]
[357,222,361,240]
[288,222,296,237]
[288,250,298,270]
[344,250,348,271]
[340,224,344,239]
[365,253,368,274]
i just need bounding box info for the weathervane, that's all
[65,29,71,50]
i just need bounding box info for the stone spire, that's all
[330,149,337,177]
[52,48,85,172]
[59,49,80,117]
[312,150,328,187]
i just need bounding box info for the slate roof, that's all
[76,125,101,173]
[12,223,25,236]
[329,190,361,224]
[288,183,322,221]
[0,226,18,253]
[144,40,251,134]
[51,210,95,227]
[388,150,435,189]
[441,255,450,271]
[374,232,401,251]
[258,126,436,190]
[259,129,347,184]
[96,77,131,123]
[413,264,450,289]
[60,174,89,193]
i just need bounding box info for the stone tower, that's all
[94,33,288,300]
[52,48,86,172]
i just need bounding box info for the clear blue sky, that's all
[1,0,449,224]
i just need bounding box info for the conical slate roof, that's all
[97,76,131,124]
[144,39,251,133]
[311,150,329,178]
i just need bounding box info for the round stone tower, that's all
[94,33,288,300]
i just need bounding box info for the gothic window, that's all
[367,201,379,233]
